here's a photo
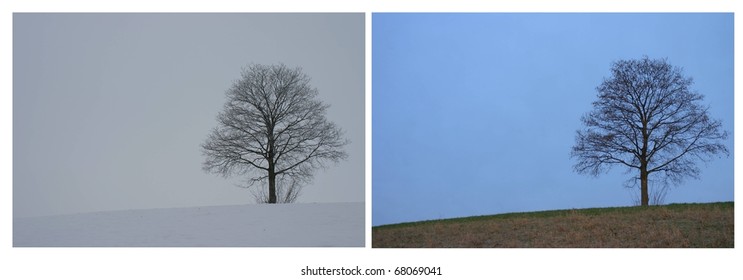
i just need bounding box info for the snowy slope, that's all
[14,202,364,247]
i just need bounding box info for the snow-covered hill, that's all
[14,202,364,247]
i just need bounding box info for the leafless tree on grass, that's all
[202,63,348,204]
[627,178,671,206]
[572,57,728,206]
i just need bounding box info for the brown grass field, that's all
[372,202,733,248]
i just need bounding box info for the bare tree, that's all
[202,63,348,204]
[627,178,671,206]
[571,57,728,206]
[250,175,304,204]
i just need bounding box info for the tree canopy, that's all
[202,63,348,203]
[571,57,728,206]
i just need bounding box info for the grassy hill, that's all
[372,202,733,248]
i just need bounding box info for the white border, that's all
[2,1,740,279]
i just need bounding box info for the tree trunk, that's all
[640,168,649,206]
[640,119,650,206]
[268,167,277,204]
[267,131,277,204]
[267,145,277,204]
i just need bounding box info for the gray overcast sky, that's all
[13,13,365,217]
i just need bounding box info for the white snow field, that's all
[14,202,364,247]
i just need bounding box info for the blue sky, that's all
[372,13,734,226]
